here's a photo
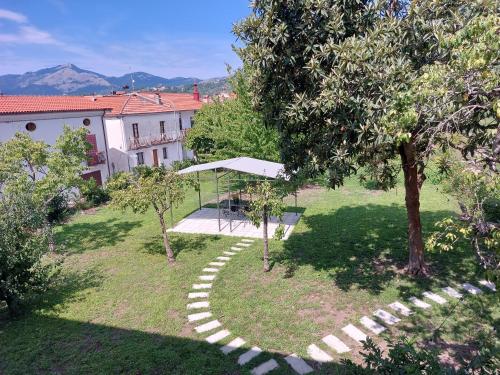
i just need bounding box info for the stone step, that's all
[216,256,231,261]
[442,287,463,299]
[231,247,243,251]
[238,346,262,365]
[423,291,447,304]
[360,316,386,335]
[322,334,351,353]
[223,251,236,256]
[342,324,368,343]
[242,239,255,243]
[236,243,251,247]
[373,309,400,325]
[409,296,431,309]
[187,301,209,309]
[209,262,225,267]
[307,344,333,363]
[187,312,212,322]
[192,283,212,290]
[251,359,279,375]
[284,353,314,374]
[388,301,413,317]
[202,268,219,273]
[462,283,482,295]
[199,275,216,281]
[221,337,246,355]
[479,280,496,292]
[195,320,221,333]
[188,292,209,299]
[206,329,230,344]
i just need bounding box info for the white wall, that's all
[0,111,110,182]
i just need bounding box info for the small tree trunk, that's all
[263,207,270,272]
[158,212,175,265]
[44,218,56,252]
[400,141,428,276]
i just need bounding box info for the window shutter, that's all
[86,134,98,165]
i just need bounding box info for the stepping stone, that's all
[231,247,243,251]
[199,275,216,281]
[373,309,401,325]
[209,262,225,266]
[188,312,212,322]
[442,287,463,299]
[203,268,219,273]
[187,301,209,309]
[221,337,246,355]
[251,359,279,375]
[195,320,221,333]
[206,329,230,344]
[409,296,431,309]
[322,334,351,353]
[238,346,262,365]
[360,316,386,335]
[479,280,496,292]
[388,301,413,316]
[242,239,254,243]
[284,353,314,374]
[236,243,251,247]
[423,291,447,304]
[307,344,333,363]
[462,283,482,295]
[223,251,236,256]
[342,324,368,343]
[192,283,212,290]
[188,292,209,299]
[217,256,231,261]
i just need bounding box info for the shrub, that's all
[80,178,109,207]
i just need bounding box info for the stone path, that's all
[185,239,495,374]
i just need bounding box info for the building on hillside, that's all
[91,88,202,173]
[0,96,112,185]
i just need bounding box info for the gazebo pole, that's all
[228,176,232,232]
[196,171,201,211]
[215,169,221,231]
[295,191,298,216]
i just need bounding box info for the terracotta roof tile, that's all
[0,95,112,115]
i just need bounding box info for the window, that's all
[25,122,36,131]
[136,152,144,165]
[162,147,168,159]
[160,121,165,134]
[83,118,91,126]
[132,123,139,138]
[178,114,183,130]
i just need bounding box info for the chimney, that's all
[155,93,162,105]
[193,83,200,101]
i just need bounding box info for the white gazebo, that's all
[172,157,301,239]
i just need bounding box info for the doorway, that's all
[152,149,159,167]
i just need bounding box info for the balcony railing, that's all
[127,129,189,151]
[87,151,106,166]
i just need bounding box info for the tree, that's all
[185,68,280,162]
[234,0,498,275]
[246,180,286,272]
[107,166,189,265]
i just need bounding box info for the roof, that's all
[178,157,287,179]
[0,95,112,115]
[91,92,203,116]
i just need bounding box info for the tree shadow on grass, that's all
[55,218,141,254]
[278,203,475,294]
[0,315,348,375]
[142,233,223,257]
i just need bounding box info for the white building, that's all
[0,96,112,185]
[92,90,202,173]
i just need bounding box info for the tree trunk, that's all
[45,218,56,252]
[399,141,428,276]
[158,213,175,265]
[263,207,270,272]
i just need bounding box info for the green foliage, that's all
[0,188,57,316]
[170,158,195,171]
[246,180,286,231]
[47,193,71,223]
[185,68,279,162]
[79,178,110,207]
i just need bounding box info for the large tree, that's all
[234,0,498,275]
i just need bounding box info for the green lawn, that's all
[0,174,497,374]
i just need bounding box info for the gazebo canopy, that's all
[178,157,286,179]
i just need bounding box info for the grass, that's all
[0,174,498,374]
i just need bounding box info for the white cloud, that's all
[0,9,28,23]
[0,25,59,44]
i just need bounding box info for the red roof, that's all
[91,92,203,116]
[0,95,112,115]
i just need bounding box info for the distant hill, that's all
[0,64,229,96]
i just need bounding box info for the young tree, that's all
[107,166,188,265]
[185,68,280,163]
[246,180,286,272]
[234,0,497,275]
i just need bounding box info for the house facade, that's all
[0,96,112,185]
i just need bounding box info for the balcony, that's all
[87,151,106,166]
[127,129,189,151]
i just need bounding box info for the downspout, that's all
[100,111,112,180]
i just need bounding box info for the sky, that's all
[0,1,251,78]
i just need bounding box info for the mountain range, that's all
[0,64,229,96]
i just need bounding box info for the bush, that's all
[80,178,109,207]
[171,159,195,171]
[47,194,70,223]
